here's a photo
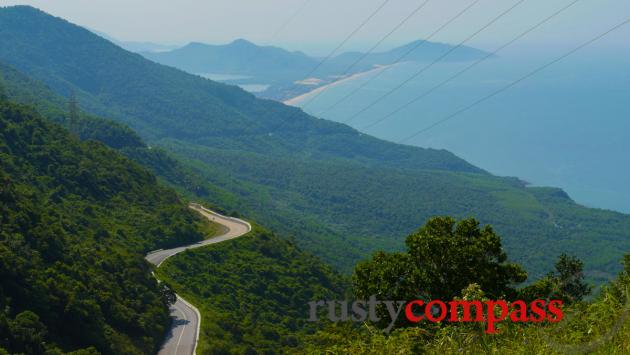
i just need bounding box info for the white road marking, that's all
[147,204,252,355]
[174,304,188,354]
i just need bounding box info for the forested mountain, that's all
[1,6,629,284]
[0,6,475,173]
[157,227,346,353]
[141,37,488,99]
[142,39,318,84]
[0,61,221,200]
[1,66,348,353]
[142,38,486,81]
[0,99,208,353]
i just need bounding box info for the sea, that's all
[292,47,630,213]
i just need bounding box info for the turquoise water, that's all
[296,49,630,213]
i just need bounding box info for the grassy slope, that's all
[1,6,629,283]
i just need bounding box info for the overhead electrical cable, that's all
[314,0,483,117]
[271,0,393,132]
[270,0,314,41]
[301,0,393,81]
[396,17,630,144]
[300,0,433,109]
[342,0,528,125]
[360,0,581,130]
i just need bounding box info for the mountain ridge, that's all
[2,5,629,282]
[141,34,490,99]
[0,61,348,353]
[0,98,202,353]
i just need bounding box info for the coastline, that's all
[283,64,391,106]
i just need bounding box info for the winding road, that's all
[145,203,252,355]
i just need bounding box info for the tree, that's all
[608,254,630,304]
[353,217,527,329]
[7,311,47,354]
[555,254,591,302]
[519,254,591,303]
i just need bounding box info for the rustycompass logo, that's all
[308,296,564,333]
[307,263,630,353]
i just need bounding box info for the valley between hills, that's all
[0,4,628,354]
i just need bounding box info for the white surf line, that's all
[147,203,252,355]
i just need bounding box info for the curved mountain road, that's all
[145,203,252,355]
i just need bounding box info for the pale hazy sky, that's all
[1,0,628,55]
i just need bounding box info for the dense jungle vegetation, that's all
[2,6,629,282]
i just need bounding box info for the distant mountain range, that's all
[1,5,629,284]
[143,39,317,83]
[141,38,490,99]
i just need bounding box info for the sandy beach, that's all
[283,64,391,106]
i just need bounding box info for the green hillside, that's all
[1,65,352,353]
[157,227,346,354]
[0,99,209,353]
[0,6,480,173]
[1,6,629,283]
[0,61,226,202]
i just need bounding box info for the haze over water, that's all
[296,48,630,213]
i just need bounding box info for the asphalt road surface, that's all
[145,203,251,355]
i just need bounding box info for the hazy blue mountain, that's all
[2,5,629,283]
[326,40,490,71]
[142,38,490,98]
[0,6,477,172]
[143,39,318,84]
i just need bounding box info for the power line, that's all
[271,0,393,132]
[361,0,581,131]
[301,0,393,81]
[300,0,433,110]
[343,0,527,125]
[270,0,313,41]
[314,0,482,117]
[397,17,630,144]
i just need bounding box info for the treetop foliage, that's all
[0,6,629,284]
[0,100,206,353]
[352,217,527,332]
